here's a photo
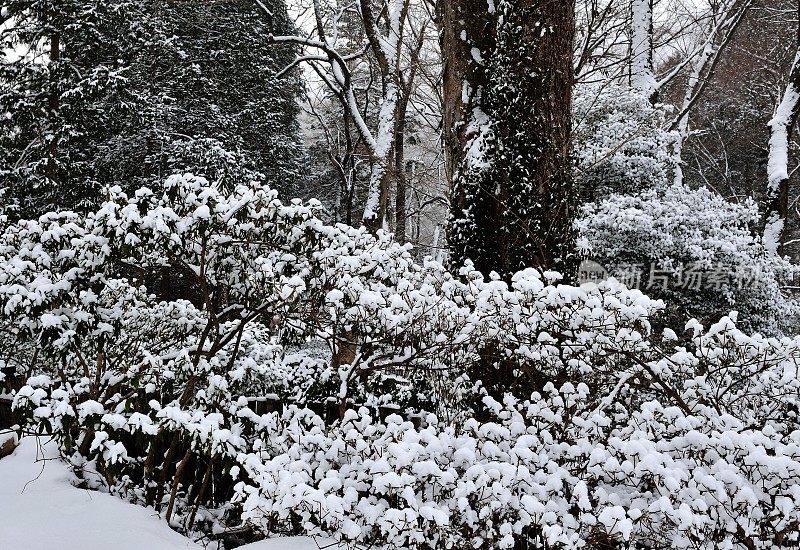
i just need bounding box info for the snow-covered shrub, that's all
[577,183,798,335]
[234,315,800,549]
[0,173,664,520]
[0,174,455,527]
[573,83,677,200]
[4,174,800,548]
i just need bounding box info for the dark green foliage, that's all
[104,0,305,197]
[0,0,151,217]
[0,0,303,219]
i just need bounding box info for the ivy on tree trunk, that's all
[440,0,577,279]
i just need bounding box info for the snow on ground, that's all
[238,537,347,550]
[0,435,202,550]
[0,434,344,550]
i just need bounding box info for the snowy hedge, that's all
[2,175,800,548]
[573,84,677,200]
[237,319,800,549]
[577,183,799,335]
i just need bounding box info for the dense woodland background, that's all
[5,1,800,260]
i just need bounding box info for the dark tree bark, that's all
[440,0,577,279]
[393,28,425,244]
[394,111,408,244]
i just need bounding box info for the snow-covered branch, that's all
[765,49,800,255]
[630,0,656,99]
[271,0,426,231]
[670,0,752,185]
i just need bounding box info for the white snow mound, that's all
[0,436,201,550]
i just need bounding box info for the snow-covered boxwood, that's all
[577,183,799,335]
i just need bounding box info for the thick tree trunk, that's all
[440,0,577,279]
[362,82,398,233]
[764,4,800,256]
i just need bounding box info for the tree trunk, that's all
[440,0,577,279]
[630,0,657,102]
[362,81,398,233]
[765,48,800,256]
[669,0,751,185]
[46,32,61,183]
[394,101,409,244]
[363,159,393,232]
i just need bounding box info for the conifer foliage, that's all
[0,0,151,217]
[108,0,304,197]
[0,0,303,219]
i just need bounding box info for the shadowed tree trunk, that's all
[46,31,61,183]
[439,0,577,279]
[394,111,408,244]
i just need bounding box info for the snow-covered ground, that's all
[0,434,203,550]
[243,538,346,550]
[0,434,342,550]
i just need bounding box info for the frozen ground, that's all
[0,434,343,550]
[241,538,346,549]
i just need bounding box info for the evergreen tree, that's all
[1,0,304,219]
[101,0,304,197]
[0,0,152,217]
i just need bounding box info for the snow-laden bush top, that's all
[573,83,677,199]
[577,182,798,335]
[237,316,800,548]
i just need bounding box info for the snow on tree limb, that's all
[269,0,423,231]
[670,0,752,186]
[630,0,656,100]
[764,50,800,255]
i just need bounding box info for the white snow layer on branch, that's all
[767,52,800,194]
[5,174,800,548]
[672,0,748,185]
[764,52,800,254]
[630,0,656,97]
